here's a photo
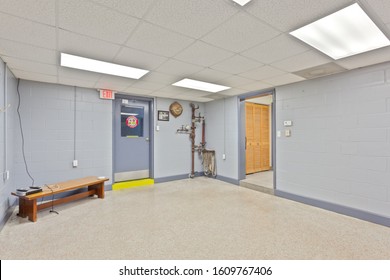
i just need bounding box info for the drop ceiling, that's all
[1,0,390,102]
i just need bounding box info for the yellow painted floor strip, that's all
[113,178,154,190]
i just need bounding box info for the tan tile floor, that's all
[0,177,389,259]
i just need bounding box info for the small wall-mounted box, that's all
[283,120,293,127]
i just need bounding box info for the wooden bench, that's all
[12,176,109,222]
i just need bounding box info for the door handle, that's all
[245,137,247,150]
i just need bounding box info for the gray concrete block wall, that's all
[154,98,204,179]
[14,80,112,187]
[205,97,239,181]
[276,62,390,218]
[0,61,18,226]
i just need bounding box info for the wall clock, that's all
[169,101,183,118]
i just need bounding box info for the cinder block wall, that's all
[14,80,112,188]
[276,62,390,219]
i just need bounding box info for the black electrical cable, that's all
[16,78,35,187]
[46,184,59,215]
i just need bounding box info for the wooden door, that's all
[245,103,270,174]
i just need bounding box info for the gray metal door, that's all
[114,97,150,182]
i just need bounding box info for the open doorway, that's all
[239,92,275,195]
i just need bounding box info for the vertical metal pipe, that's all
[190,104,195,178]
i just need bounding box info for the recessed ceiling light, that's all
[172,78,230,93]
[290,3,390,59]
[232,0,252,6]
[60,53,149,79]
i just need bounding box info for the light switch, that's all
[284,120,293,127]
[277,131,281,138]
[285,129,291,137]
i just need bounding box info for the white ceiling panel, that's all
[0,0,55,26]
[247,0,352,32]
[11,69,57,84]
[239,81,273,91]
[265,73,306,86]
[211,55,262,75]
[2,56,57,76]
[0,12,56,49]
[126,22,194,57]
[217,75,255,88]
[0,39,56,65]
[173,94,214,103]
[271,51,331,72]
[240,65,286,80]
[91,0,156,19]
[1,0,390,102]
[335,46,390,70]
[155,59,203,77]
[58,77,97,89]
[59,30,121,62]
[202,12,280,53]
[114,47,167,71]
[190,68,233,83]
[175,41,234,67]
[58,0,139,44]
[145,0,238,39]
[242,35,309,64]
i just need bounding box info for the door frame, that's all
[112,94,154,180]
[238,88,276,189]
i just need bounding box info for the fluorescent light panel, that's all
[172,78,230,93]
[290,3,390,59]
[232,0,252,6]
[60,53,149,79]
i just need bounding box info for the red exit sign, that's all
[99,89,115,100]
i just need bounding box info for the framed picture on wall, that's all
[158,110,169,121]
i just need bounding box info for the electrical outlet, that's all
[72,160,78,168]
[3,170,9,181]
[222,154,226,160]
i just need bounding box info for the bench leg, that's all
[26,199,37,222]
[18,199,27,218]
[88,182,105,199]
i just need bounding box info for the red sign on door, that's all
[126,116,138,128]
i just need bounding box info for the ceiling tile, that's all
[141,71,178,84]
[242,34,309,64]
[145,0,238,39]
[335,46,390,70]
[176,89,212,98]
[0,12,56,49]
[155,59,203,77]
[0,38,56,64]
[217,75,256,87]
[151,90,178,98]
[91,0,156,19]
[11,69,57,84]
[114,47,167,71]
[211,55,262,75]
[0,0,55,26]
[190,68,232,82]
[59,0,139,44]
[95,75,136,91]
[247,0,352,32]
[239,65,286,80]
[270,51,331,72]
[363,0,390,25]
[239,81,273,91]
[58,67,103,82]
[131,80,166,91]
[202,12,280,53]
[2,56,57,76]
[173,94,214,103]
[58,77,97,89]
[264,73,306,86]
[126,22,194,57]
[219,88,250,96]
[175,41,234,67]
[123,87,153,96]
[59,30,121,62]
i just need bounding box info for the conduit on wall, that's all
[3,62,8,182]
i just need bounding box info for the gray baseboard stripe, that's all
[275,190,390,227]
[155,174,191,183]
[216,175,240,185]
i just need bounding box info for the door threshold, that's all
[113,178,154,190]
[239,181,274,195]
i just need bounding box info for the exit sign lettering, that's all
[99,89,115,100]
